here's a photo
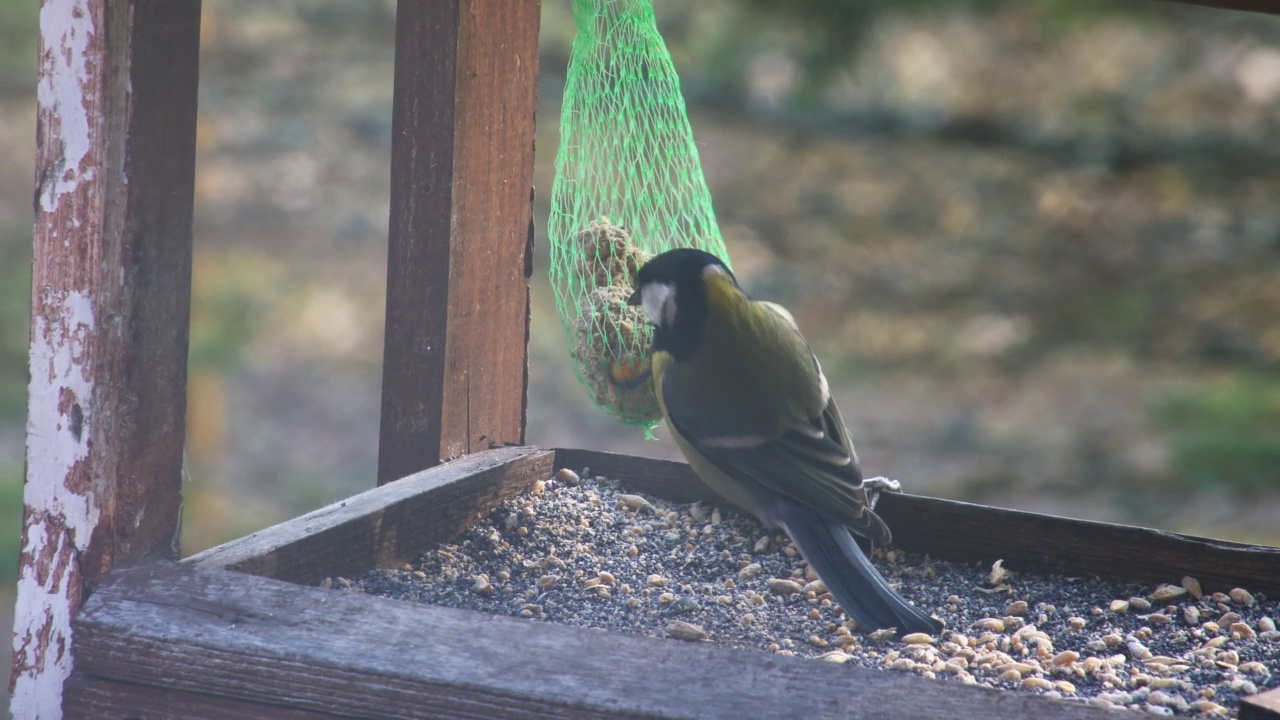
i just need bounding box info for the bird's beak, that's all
[627,288,642,306]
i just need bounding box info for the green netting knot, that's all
[549,0,732,428]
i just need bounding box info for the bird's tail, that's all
[779,503,943,636]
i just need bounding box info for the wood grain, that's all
[64,674,339,719]
[378,0,540,483]
[16,0,200,711]
[875,493,1280,596]
[553,449,1280,595]
[186,447,553,585]
[71,560,1119,720]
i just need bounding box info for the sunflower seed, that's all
[1230,621,1256,639]
[1229,587,1255,606]
[666,620,709,642]
[1183,606,1200,625]
[973,618,1005,632]
[617,494,655,513]
[1020,677,1053,691]
[768,578,803,595]
[1180,576,1202,599]
[1051,650,1079,666]
[1149,584,1187,602]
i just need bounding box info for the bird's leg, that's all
[862,476,902,510]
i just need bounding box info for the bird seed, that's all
[348,472,1278,718]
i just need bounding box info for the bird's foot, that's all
[862,476,902,509]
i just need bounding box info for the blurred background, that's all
[3,0,1280,703]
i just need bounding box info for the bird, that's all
[627,248,942,636]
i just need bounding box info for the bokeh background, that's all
[3,0,1280,706]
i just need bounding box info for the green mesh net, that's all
[549,0,732,430]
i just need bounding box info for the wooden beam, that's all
[186,447,554,585]
[13,0,200,715]
[378,0,541,483]
[71,560,1119,720]
[552,449,1280,595]
[874,492,1280,597]
[65,674,338,720]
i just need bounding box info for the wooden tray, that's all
[66,446,1280,719]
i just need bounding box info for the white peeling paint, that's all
[11,283,99,718]
[36,0,97,214]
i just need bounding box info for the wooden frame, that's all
[15,1,202,714]
[61,447,1280,719]
[17,0,1280,716]
[378,0,540,484]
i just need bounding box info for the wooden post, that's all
[11,0,200,716]
[377,0,541,485]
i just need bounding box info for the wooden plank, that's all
[1242,688,1280,720]
[15,0,200,715]
[70,561,1118,720]
[875,493,1280,596]
[64,673,339,720]
[1243,688,1280,720]
[377,0,540,483]
[186,447,554,585]
[552,449,1280,595]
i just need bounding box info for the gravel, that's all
[347,469,1278,717]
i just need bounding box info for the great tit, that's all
[628,248,942,636]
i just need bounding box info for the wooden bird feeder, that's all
[13,0,1280,718]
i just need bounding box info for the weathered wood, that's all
[71,560,1119,720]
[15,0,200,714]
[77,447,1278,716]
[378,0,541,483]
[1242,688,1280,720]
[187,447,554,585]
[553,449,1280,595]
[875,493,1280,596]
[65,673,339,719]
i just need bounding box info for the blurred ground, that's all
[4,1,1280,707]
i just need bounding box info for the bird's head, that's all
[627,248,737,361]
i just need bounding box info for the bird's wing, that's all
[668,393,890,543]
[660,303,892,543]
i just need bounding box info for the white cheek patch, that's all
[641,282,677,327]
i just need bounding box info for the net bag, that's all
[549,0,732,429]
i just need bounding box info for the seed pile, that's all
[347,470,1278,717]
